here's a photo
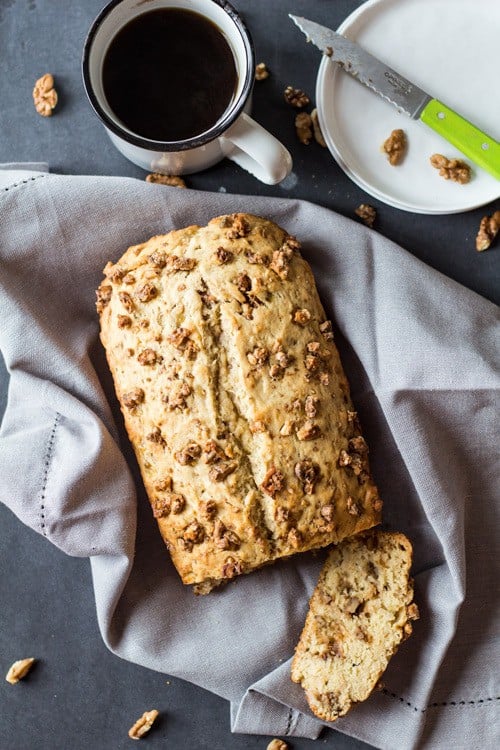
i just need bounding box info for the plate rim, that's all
[315,0,500,215]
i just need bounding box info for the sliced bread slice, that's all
[291,530,419,721]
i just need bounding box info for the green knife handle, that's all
[420,99,500,181]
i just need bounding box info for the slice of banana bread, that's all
[291,530,419,721]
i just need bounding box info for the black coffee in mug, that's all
[102,8,237,142]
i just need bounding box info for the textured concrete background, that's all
[0,1,498,749]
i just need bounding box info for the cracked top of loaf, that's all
[97,213,382,592]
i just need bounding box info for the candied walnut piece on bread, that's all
[97,213,382,592]
[291,530,418,721]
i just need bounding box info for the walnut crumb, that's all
[214,520,240,550]
[135,282,157,303]
[118,291,135,313]
[267,739,289,750]
[255,62,270,81]
[407,602,420,620]
[104,262,126,282]
[117,314,132,329]
[201,500,217,520]
[346,496,361,516]
[183,521,205,544]
[222,556,243,578]
[430,154,471,184]
[382,129,407,165]
[304,395,319,418]
[284,86,310,108]
[261,467,286,497]
[146,173,186,187]
[293,308,311,325]
[295,112,313,145]
[128,710,159,740]
[319,320,334,341]
[287,527,302,548]
[226,214,250,238]
[146,427,166,446]
[174,442,201,465]
[311,108,327,147]
[320,504,335,523]
[95,283,112,314]
[247,346,269,367]
[5,658,35,684]
[209,461,237,482]
[296,421,321,441]
[33,73,57,116]
[151,495,171,518]
[355,204,376,228]
[295,459,320,494]
[215,246,234,264]
[476,211,500,251]
[122,388,145,409]
[137,348,158,366]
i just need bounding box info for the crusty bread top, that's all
[97,214,382,589]
[291,530,418,721]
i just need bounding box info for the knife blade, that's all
[290,14,500,180]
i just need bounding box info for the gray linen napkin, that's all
[0,167,498,749]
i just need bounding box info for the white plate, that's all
[316,0,500,214]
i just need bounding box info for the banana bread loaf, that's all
[96,213,382,592]
[291,530,419,721]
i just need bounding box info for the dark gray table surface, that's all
[0,2,498,749]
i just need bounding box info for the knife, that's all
[290,15,500,180]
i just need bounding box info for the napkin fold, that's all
[0,167,498,749]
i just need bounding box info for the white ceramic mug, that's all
[82,0,292,184]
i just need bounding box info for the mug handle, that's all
[220,113,293,185]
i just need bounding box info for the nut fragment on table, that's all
[32,73,58,117]
[255,62,270,81]
[295,112,313,145]
[476,211,500,251]
[311,108,327,147]
[266,740,289,750]
[355,204,377,228]
[5,658,35,684]
[430,154,471,184]
[128,710,159,740]
[145,173,186,188]
[382,128,407,165]
[284,85,310,108]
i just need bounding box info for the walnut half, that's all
[5,658,35,684]
[128,709,159,740]
[382,128,407,166]
[33,74,57,117]
[430,154,471,184]
[355,204,376,228]
[476,211,500,251]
